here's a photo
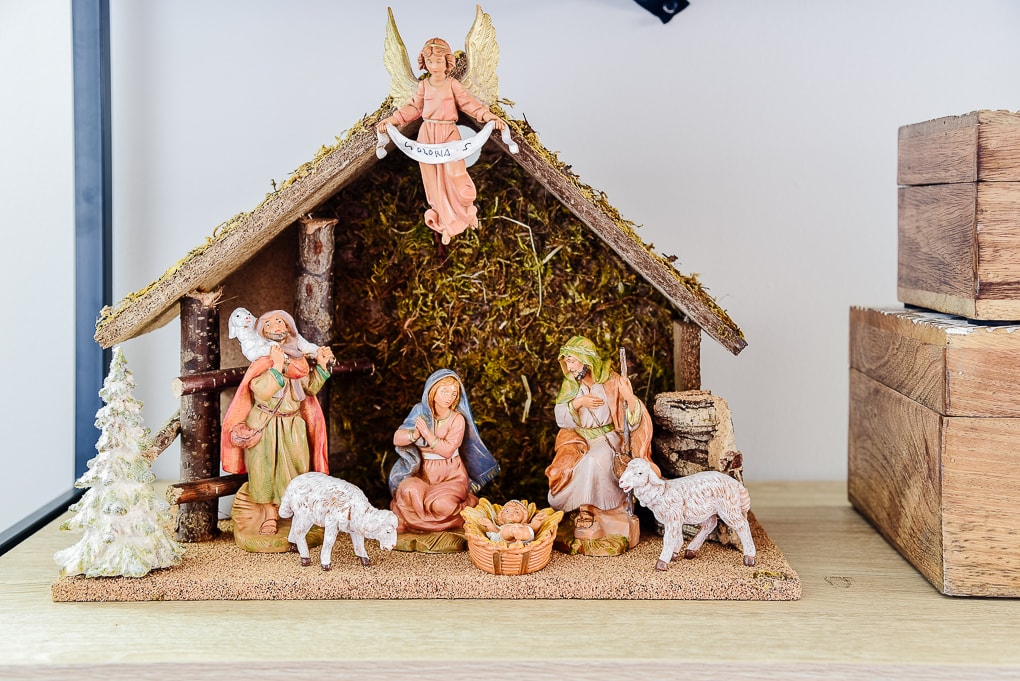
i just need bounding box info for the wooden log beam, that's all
[167,474,248,506]
[142,411,181,462]
[171,366,248,398]
[171,358,375,397]
[177,291,221,542]
[673,318,702,391]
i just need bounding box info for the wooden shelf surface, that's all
[2,481,1019,680]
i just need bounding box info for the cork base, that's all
[51,511,800,601]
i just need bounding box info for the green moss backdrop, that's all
[324,149,677,507]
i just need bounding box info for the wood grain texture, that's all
[899,182,1020,319]
[850,306,1020,418]
[849,306,945,414]
[941,417,1020,596]
[8,482,1020,679]
[672,318,701,390]
[974,182,1020,296]
[898,109,1020,185]
[898,183,977,307]
[848,369,944,591]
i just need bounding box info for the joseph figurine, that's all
[546,336,658,548]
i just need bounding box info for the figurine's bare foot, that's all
[321,563,332,572]
[359,556,372,567]
[300,557,311,567]
[441,232,451,245]
[744,555,756,567]
[655,559,669,571]
[684,549,698,560]
[259,519,278,535]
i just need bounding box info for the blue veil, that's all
[388,369,500,496]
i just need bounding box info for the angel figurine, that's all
[376,6,517,248]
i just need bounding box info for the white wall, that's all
[104,0,1020,485]
[0,0,75,533]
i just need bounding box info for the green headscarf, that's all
[555,336,611,404]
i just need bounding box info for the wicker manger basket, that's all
[461,499,563,575]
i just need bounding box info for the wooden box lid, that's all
[898,110,1020,186]
[850,306,1020,417]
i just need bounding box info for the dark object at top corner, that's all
[633,0,690,23]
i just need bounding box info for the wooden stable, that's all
[93,94,746,542]
[848,306,1020,596]
[897,110,1020,320]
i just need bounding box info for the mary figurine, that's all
[389,369,499,534]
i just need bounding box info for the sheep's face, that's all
[619,458,652,493]
[228,307,255,339]
[372,512,399,551]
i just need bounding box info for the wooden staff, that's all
[616,347,635,516]
[620,346,632,459]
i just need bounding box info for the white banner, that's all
[376,120,518,162]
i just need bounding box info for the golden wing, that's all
[383,7,418,106]
[460,5,500,107]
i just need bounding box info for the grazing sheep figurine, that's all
[228,306,319,362]
[279,472,398,570]
[618,458,756,571]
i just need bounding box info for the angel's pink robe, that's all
[389,78,492,242]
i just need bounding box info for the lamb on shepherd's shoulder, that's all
[279,472,398,570]
[228,306,320,362]
[618,457,756,571]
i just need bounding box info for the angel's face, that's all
[424,51,449,77]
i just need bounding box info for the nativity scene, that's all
[53,5,799,602]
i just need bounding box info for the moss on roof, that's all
[96,97,742,352]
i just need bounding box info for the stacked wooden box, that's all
[849,110,1020,597]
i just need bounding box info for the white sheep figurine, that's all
[618,458,756,571]
[279,472,398,570]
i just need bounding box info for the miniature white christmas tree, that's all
[55,347,184,577]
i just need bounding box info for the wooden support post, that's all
[296,216,337,346]
[178,291,221,542]
[673,317,702,391]
[297,216,338,444]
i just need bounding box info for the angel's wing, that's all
[460,5,500,107]
[383,7,418,106]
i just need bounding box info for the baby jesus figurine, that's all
[477,500,544,545]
